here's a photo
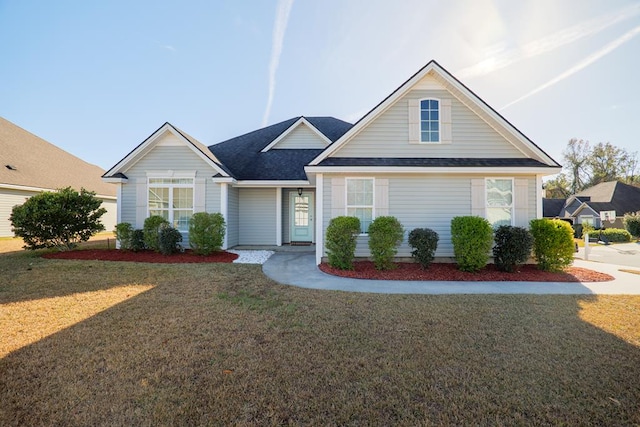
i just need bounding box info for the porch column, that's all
[536,175,543,219]
[315,174,323,265]
[276,188,282,246]
[220,182,228,249]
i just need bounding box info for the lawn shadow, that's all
[1,268,639,425]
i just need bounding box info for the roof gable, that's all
[103,122,230,179]
[261,117,331,151]
[310,60,560,168]
[576,181,640,215]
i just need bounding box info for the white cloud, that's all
[456,3,640,79]
[500,25,640,111]
[262,0,295,127]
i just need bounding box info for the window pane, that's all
[174,210,191,231]
[421,131,430,141]
[149,209,169,220]
[486,179,513,207]
[148,187,169,209]
[487,207,512,227]
[430,100,439,109]
[430,131,439,141]
[430,110,439,121]
[420,99,430,109]
[173,187,193,209]
[431,122,439,131]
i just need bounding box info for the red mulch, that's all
[319,261,614,282]
[42,249,239,264]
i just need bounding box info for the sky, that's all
[1,0,639,174]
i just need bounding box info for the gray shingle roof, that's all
[209,117,353,180]
[575,181,640,215]
[316,157,554,168]
[542,198,567,217]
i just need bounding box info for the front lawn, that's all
[1,250,640,425]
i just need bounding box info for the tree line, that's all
[544,139,638,199]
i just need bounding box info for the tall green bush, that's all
[10,187,106,251]
[114,222,134,250]
[368,216,404,270]
[189,212,226,255]
[408,228,439,269]
[325,216,361,270]
[143,215,170,252]
[623,211,640,238]
[530,218,575,272]
[450,216,493,272]
[158,224,183,255]
[492,225,534,273]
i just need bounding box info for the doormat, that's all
[290,241,312,246]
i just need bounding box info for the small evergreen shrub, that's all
[143,215,170,252]
[408,228,439,269]
[623,211,640,238]
[450,216,493,272]
[158,224,183,255]
[131,229,146,252]
[114,222,134,250]
[368,216,404,270]
[530,218,575,272]
[189,212,226,255]
[492,225,534,273]
[325,216,361,270]
[580,222,595,239]
[598,228,632,243]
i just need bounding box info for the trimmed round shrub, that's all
[598,228,632,243]
[143,215,170,252]
[158,224,183,255]
[492,225,534,273]
[408,228,439,269]
[623,211,640,238]
[189,212,226,255]
[130,229,146,252]
[368,216,404,270]
[450,216,493,272]
[530,218,575,272]
[326,216,361,270]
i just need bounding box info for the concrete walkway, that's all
[262,252,640,295]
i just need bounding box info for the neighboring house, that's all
[0,117,117,237]
[543,180,640,229]
[103,60,561,264]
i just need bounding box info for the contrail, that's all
[456,3,640,79]
[262,0,295,127]
[500,25,640,111]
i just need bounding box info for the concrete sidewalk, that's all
[262,253,640,295]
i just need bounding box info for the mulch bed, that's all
[319,261,614,282]
[42,249,239,264]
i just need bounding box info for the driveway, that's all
[576,241,640,268]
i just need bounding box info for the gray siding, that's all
[238,188,277,245]
[120,182,137,226]
[322,174,538,258]
[272,124,327,149]
[227,186,239,247]
[334,89,524,158]
[0,188,32,237]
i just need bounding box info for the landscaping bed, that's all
[42,249,239,263]
[319,261,614,282]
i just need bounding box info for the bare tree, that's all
[562,139,590,193]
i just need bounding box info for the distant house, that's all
[103,60,561,264]
[0,117,117,237]
[543,181,640,229]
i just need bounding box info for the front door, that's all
[290,192,314,243]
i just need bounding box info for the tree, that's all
[543,173,571,199]
[10,187,106,251]
[563,138,590,194]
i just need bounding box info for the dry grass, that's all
[1,249,640,425]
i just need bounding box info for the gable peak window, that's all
[420,98,440,143]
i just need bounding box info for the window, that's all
[486,178,513,227]
[148,178,194,232]
[346,178,374,233]
[420,99,440,143]
[580,215,594,226]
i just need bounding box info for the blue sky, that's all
[1,0,639,172]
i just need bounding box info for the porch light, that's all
[297,187,303,196]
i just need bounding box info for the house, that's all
[543,181,640,229]
[0,117,117,237]
[102,60,561,264]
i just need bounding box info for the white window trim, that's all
[485,177,514,227]
[345,177,375,235]
[147,176,195,231]
[419,97,441,144]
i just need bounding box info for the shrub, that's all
[158,224,183,255]
[143,215,170,252]
[530,218,575,272]
[114,222,134,250]
[10,187,106,251]
[368,216,404,270]
[623,211,640,238]
[580,222,595,239]
[450,216,493,272]
[408,228,439,269]
[598,228,632,243]
[130,229,146,252]
[189,212,226,255]
[492,225,534,273]
[325,216,361,270]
